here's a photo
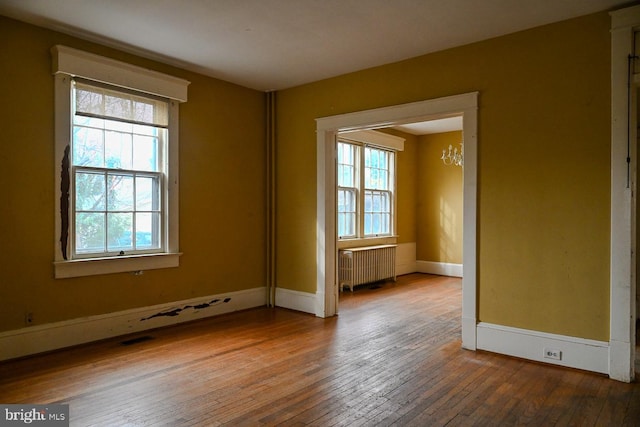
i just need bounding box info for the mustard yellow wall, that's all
[417,132,463,264]
[380,128,418,245]
[0,16,266,332]
[276,12,611,341]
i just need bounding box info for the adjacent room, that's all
[1,0,639,424]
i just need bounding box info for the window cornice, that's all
[51,45,190,102]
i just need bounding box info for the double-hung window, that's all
[364,146,392,236]
[337,142,358,238]
[337,130,403,240]
[53,46,189,278]
[73,81,166,257]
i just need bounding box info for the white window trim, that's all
[337,130,403,248]
[52,45,190,278]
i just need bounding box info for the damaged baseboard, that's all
[0,287,266,361]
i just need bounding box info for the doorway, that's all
[336,120,464,293]
[315,92,478,350]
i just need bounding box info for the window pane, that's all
[75,171,105,211]
[133,134,158,171]
[364,213,372,235]
[372,193,381,212]
[107,213,133,251]
[365,147,391,191]
[338,164,354,187]
[338,189,355,213]
[107,174,134,210]
[338,212,355,237]
[381,170,388,189]
[364,190,391,236]
[337,142,356,187]
[73,126,104,167]
[76,212,105,253]
[338,188,356,238]
[105,131,133,169]
[136,175,160,211]
[136,212,161,249]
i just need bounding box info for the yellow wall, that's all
[417,131,463,264]
[396,132,418,245]
[276,12,611,341]
[0,11,613,343]
[380,128,418,245]
[0,16,266,332]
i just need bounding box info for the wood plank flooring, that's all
[1,273,639,426]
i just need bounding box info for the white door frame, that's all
[610,4,640,382]
[315,92,479,350]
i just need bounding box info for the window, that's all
[364,146,392,236]
[73,82,166,257]
[337,142,357,238]
[53,46,189,278]
[337,130,402,240]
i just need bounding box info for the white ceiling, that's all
[0,0,631,91]
[392,116,463,135]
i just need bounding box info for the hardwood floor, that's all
[1,273,639,426]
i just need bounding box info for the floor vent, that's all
[121,335,154,346]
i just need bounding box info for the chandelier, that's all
[441,143,463,166]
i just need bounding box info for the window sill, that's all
[337,235,398,250]
[54,252,181,279]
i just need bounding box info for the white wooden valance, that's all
[338,129,405,151]
[51,45,190,102]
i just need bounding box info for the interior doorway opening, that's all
[335,118,464,299]
[315,92,478,350]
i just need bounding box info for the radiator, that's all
[339,244,397,291]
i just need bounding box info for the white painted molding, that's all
[611,4,640,29]
[275,287,317,315]
[316,93,478,132]
[609,3,640,382]
[416,260,463,277]
[0,287,266,361]
[476,322,609,375]
[396,242,417,276]
[54,253,181,279]
[52,45,190,101]
[340,129,405,151]
[315,92,478,350]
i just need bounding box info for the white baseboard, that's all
[416,260,463,277]
[476,322,609,375]
[275,287,316,315]
[0,287,266,361]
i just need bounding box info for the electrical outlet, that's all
[544,348,562,360]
